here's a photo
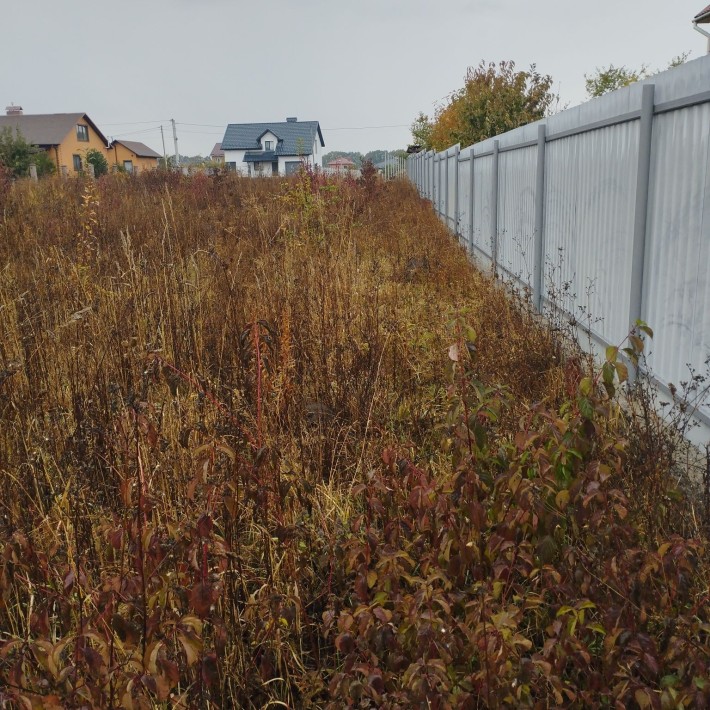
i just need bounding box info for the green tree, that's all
[0,128,55,178]
[85,148,109,177]
[584,64,648,98]
[419,61,557,151]
[585,53,691,98]
[410,112,434,150]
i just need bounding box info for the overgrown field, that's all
[0,171,708,708]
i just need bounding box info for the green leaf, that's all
[602,362,615,385]
[579,377,594,396]
[578,397,594,420]
[555,489,570,511]
[605,345,618,363]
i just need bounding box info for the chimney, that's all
[286,117,297,122]
[5,104,23,116]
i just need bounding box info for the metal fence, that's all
[407,54,710,433]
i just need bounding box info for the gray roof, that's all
[244,151,278,163]
[0,112,108,146]
[210,142,224,158]
[221,120,324,156]
[111,139,161,158]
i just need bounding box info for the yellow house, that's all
[108,139,161,173]
[0,107,109,175]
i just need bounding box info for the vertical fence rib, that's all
[491,140,500,273]
[533,124,547,311]
[629,84,655,331]
[454,145,460,238]
[468,147,475,253]
[444,151,450,226]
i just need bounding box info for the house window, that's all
[72,154,82,172]
[124,160,133,173]
[226,162,236,172]
[76,125,89,142]
[264,141,273,151]
[254,162,262,172]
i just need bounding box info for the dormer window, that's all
[76,124,89,142]
[264,140,273,151]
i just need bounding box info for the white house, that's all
[220,117,325,176]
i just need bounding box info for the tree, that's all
[584,65,648,98]
[418,61,557,152]
[0,128,55,178]
[410,112,434,150]
[585,53,691,98]
[85,148,109,177]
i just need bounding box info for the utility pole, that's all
[171,119,180,167]
[160,125,168,168]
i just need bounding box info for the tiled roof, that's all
[695,3,710,21]
[210,142,224,158]
[222,120,324,156]
[243,151,278,162]
[112,139,161,158]
[0,112,109,146]
[328,157,356,166]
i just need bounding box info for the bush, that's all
[0,127,55,178]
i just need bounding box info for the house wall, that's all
[260,131,279,150]
[109,144,159,172]
[53,120,109,175]
[224,149,248,175]
[224,144,319,177]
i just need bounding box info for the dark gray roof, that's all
[243,151,278,163]
[0,112,108,146]
[111,139,161,158]
[695,3,710,21]
[222,120,324,156]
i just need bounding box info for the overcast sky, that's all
[1,0,707,158]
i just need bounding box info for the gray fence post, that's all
[468,147,475,254]
[29,164,38,182]
[629,84,655,332]
[454,145,460,239]
[533,124,547,311]
[491,140,500,274]
[444,151,450,226]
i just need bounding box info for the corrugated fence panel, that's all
[497,146,537,286]
[406,54,710,432]
[447,153,457,231]
[457,154,471,245]
[643,103,710,418]
[543,122,639,345]
[472,153,493,258]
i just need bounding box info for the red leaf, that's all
[197,514,213,538]
[190,581,216,618]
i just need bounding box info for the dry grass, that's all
[0,171,703,708]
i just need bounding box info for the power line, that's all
[101,119,169,126]
[322,124,410,131]
[110,126,164,138]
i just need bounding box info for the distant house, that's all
[0,106,109,175]
[108,139,161,173]
[210,142,224,163]
[220,117,325,176]
[327,157,357,172]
